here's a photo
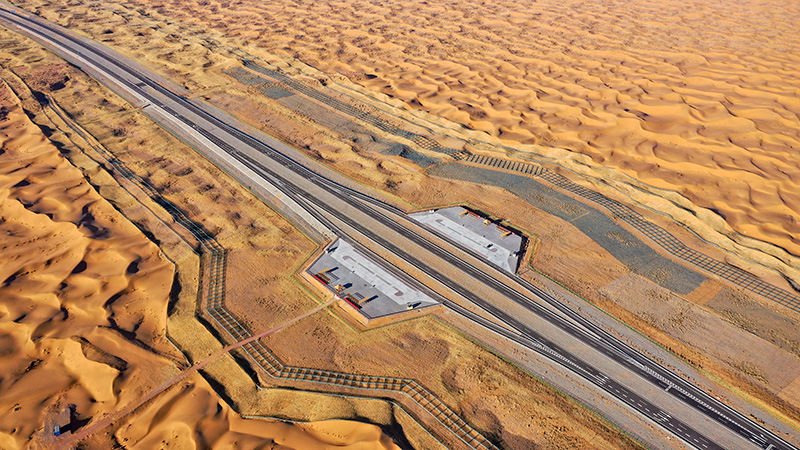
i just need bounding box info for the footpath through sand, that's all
[51,298,336,449]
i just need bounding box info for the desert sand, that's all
[86,0,800,281]
[6,0,795,433]
[5,0,800,445]
[0,77,400,449]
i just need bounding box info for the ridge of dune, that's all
[0,78,401,449]
[116,381,402,449]
[85,0,800,288]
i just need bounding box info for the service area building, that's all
[409,206,524,272]
[307,239,438,319]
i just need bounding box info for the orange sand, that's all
[103,0,800,275]
[0,79,398,449]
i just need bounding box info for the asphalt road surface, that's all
[0,6,795,450]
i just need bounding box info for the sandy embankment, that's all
[100,0,800,285]
[0,78,398,448]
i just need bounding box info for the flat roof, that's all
[409,206,524,272]
[307,239,437,318]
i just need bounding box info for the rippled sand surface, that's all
[0,80,398,449]
[116,0,800,263]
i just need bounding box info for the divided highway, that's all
[0,6,796,450]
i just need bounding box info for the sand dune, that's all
[99,0,800,276]
[113,373,400,449]
[0,80,399,449]
[0,77,174,447]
